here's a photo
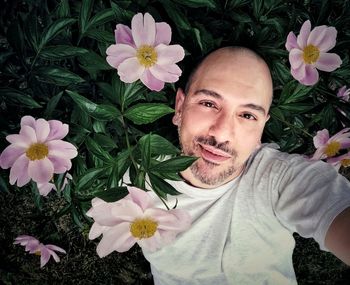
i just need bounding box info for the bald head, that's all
[185,47,273,107]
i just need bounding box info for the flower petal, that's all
[47,120,69,141]
[111,199,144,222]
[47,154,72,173]
[313,129,330,148]
[131,12,156,47]
[45,244,66,254]
[28,157,54,183]
[289,48,304,69]
[137,231,162,252]
[37,181,55,196]
[285,32,298,51]
[299,64,319,86]
[127,186,154,211]
[307,26,337,52]
[89,222,107,239]
[34,119,50,142]
[118,57,145,83]
[40,246,51,267]
[290,64,306,81]
[115,24,135,47]
[0,144,25,169]
[140,69,164,91]
[106,44,136,69]
[20,125,37,144]
[155,44,185,65]
[21,115,36,128]
[155,22,172,46]
[315,52,342,72]
[47,140,78,159]
[9,154,30,187]
[97,223,136,256]
[297,20,311,49]
[150,64,181,83]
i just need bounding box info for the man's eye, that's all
[200,101,216,108]
[240,113,256,120]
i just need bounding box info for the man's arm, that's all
[325,206,350,265]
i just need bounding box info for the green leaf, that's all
[85,136,113,162]
[139,133,151,170]
[138,134,179,156]
[23,9,39,51]
[149,156,197,173]
[113,148,132,184]
[66,90,122,120]
[121,80,147,109]
[172,0,216,8]
[39,45,88,60]
[149,173,181,198]
[79,0,94,34]
[76,167,108,191]
[55,0,70,18]
[159,0,192,31]
[86,9,115,29]
[78,50,112,70]
[94,187,129,202]
[0,88,41,109]
[39,18,76,49]
[7,21,25,55]
[35,66,85,86]
[279,81,313,104]
[279,103,315,113]
[110,2,133,21]
[44,91,63,117]
[93,133,117,151]
[84,29,115,43]
[124,103,174,125]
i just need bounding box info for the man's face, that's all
[173,50,272,188]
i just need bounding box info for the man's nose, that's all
[208,112,234,143]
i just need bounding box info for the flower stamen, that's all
[130,218,158,239]
[341,159,350,167]
[303,44,320,64]
[26,143,49,161]
[136,45,158,67]
[324,141,341,157]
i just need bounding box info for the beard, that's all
[178,128,240,186]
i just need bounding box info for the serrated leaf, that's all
[124,103,174,125]
[0,88,41,109]
[39,45,88,60]
[35,66,84,86]
[149,156,197,173]
[39,18,76,50]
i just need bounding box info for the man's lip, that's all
[198,143,232,163]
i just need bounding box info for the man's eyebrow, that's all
[193,89,267,115]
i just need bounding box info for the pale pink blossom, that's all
[286,20,342,86]
[311,128,350,160]
[0,116,77,187]
[14,235,66,267]
[337,85,350,101]
[87,186,191,257]
[36,173,72,196]
[106,12,185,91]
[327,152,350,170]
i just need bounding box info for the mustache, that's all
[195,136,236,156]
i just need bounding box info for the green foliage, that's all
[0,0,349,281]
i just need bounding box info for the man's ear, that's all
[172,88,186,126]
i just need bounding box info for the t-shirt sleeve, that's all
[272,155,350,251]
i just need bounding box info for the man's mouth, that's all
[198,143,233,163]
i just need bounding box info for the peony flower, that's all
[14,235,66,267]
[0,116,77,187]
[87,186,191,257]
[337,85,350,101]
[327,152,350,170]
[36,173,72,196]
[285,20,342,86]
[311,128,350,160]
[106,12,185,91]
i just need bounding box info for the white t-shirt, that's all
[124,144,350,285]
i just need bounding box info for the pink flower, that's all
[106,12,185,91]
[285,20,342,86]
[37,173,72,196]
[337,85,350,101]
[327,152,350,170]
[311,128,350,160]
[14,235,66,267]
[0,116,77,187]
[87,186,191,257]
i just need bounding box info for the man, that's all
[128,46,350,284]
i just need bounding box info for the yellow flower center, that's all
[341,159,350,167]
[324,141,341,157]
[26,143,49,161]
[34,251,41,256]
[136,45,158,67]
[303,44,320,64]
[130,218,158,239]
